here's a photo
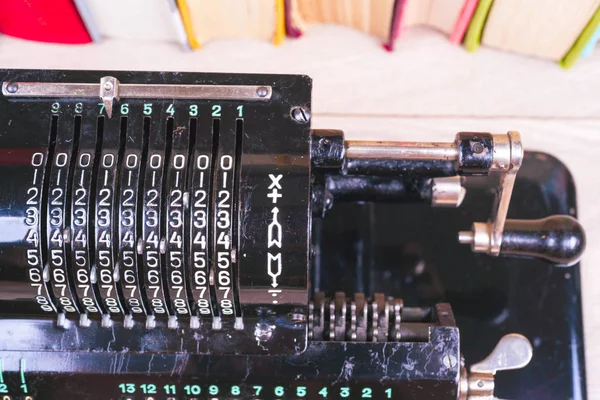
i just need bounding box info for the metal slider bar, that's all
[345,141,459,161]
[2,76,272,117]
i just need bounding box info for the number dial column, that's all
[187,110,214,318]
[22,115,57,314]
[70,109,103,316]
[141,106,170,317]
[117,107,147,316]
[211,110,239,320]
[47,111,81,315]
[94,115,125,316]
[164,109,193,318]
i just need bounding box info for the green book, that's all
[463,0,494,52]
[560,5,600,69]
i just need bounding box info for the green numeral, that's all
[212,105,221,117]
[362,387,372,398]
[319,387,328,397]
[237,105,243,117]
[275,386,284,396]
[209,385,219,395]
[189,104,198,116]
[253,385,262,395]
[75,102,83,114]
[140,384,156,394]
[120,103,129,114]
[98,103,105,114]
[231,385,241,395]
[184,384,201,395]
[340,387,350,398]
[51,102,60,113]
[297,386,307,397]
[143,103,153,115]
[0,384,7,394]
[20,383,28,394]
[167,103,175,115]
[385,388,392,398]
[163,384,176,395]
[119,383,135,394]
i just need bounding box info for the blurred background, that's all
[0,0,599,397]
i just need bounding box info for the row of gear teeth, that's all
[309,292,403,342]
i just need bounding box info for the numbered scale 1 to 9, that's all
[118,383,395,399]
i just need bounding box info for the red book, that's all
[384,0,407,51]
[0,0,92,44]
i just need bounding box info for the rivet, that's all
[256,86,268,97]
[473,142,484,154]
[5,82,18,93]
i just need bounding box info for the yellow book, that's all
[560,5,600,69]
[463,0,493,52]
[274,0,286,45]
[176,0,200,49]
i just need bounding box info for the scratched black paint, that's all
[0,69,310,356]
[315,152,586,399]
[456,131,493,174]
[0,70,586,399]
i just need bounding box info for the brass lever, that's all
[460,334,533,400]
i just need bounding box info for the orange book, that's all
[176,0,284,48]
[287,0,398,46]
[387,0,472,49]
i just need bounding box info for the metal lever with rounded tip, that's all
[460,334,533,400]
[459,215,586,267]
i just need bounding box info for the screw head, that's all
[442,354,458,369]
[291,106,311,123]
[5,82,18,93]
[472,142,484,154]
[103,81,113,91]
[256,86,269,97]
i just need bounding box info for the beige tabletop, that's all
[1,25,598,398]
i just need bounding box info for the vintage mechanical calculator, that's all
[0,70,587,399]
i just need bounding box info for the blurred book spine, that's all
[2,0,598,69]
[0,0,92,44]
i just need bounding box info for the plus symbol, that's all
[267,188,282,203]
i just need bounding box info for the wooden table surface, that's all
[1,25,598,398]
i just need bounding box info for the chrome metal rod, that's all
[345,141,459,161]
[2,81,272,100]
